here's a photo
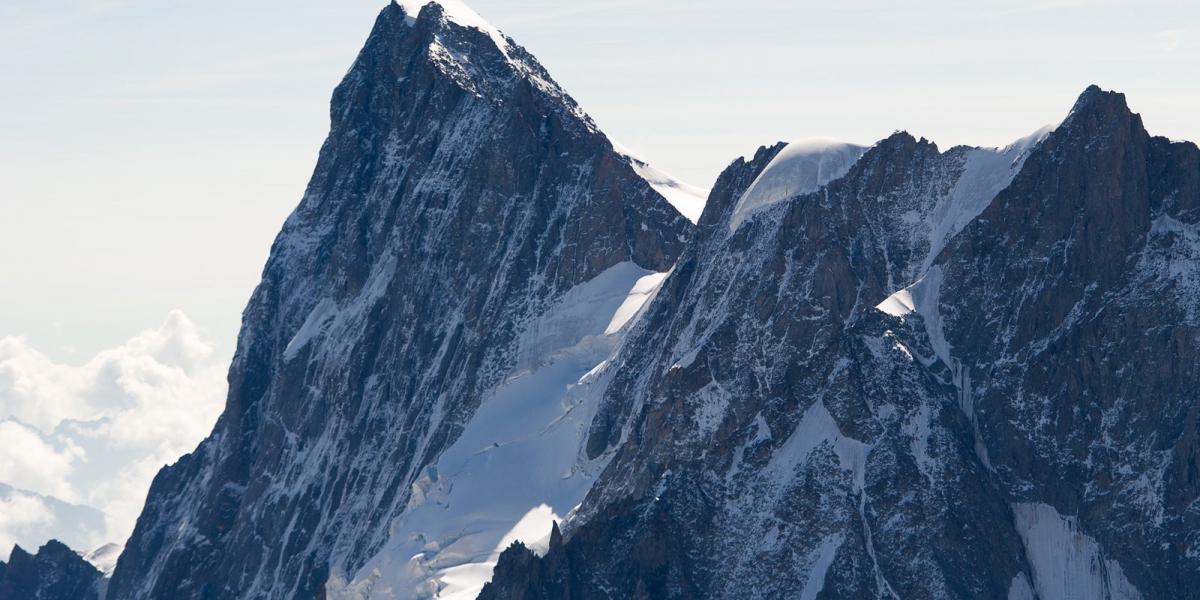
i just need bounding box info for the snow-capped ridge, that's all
[395,0,511,59]
[391,0,598,134]
[81,542,123,577]
[613,142,709,223]
[728,138,867,232]
[920,123,1056,271]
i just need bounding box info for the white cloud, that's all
[0,421,81,502]
[0,484,108,562]
[0,491,54,560]
[0,310,227,550]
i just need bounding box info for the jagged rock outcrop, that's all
[484,87,1200,599]
[105,3,692,599]
[0,541,103,600]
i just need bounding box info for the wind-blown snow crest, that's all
[327,262,669,600]
[613,144,709,223]
[728,138,867,232]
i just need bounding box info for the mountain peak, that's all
[1062,84,1137,131]
[394,0,511,59]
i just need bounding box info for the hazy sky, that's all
[2,0,1198,363]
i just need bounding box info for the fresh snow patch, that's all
[329,262,668,600]
[902,403,936,483]
[613,145,708,223]
[728,138,867,232]
[692,382,731,434]
[1012,502,1142,600]
[875,288,915,317]
[876,266,949,367]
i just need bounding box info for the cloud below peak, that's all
[0,310,227,554]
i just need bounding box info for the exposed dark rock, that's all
[0,541,102,600]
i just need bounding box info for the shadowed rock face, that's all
[483,87,1200,599]
[936,87,1200,598]
[105,3,691,599]
[0,541,103,600]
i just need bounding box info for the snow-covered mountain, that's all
[0,540,104,599]
[9,2,1199,599]
[101,2,691,599]
[481,87,1200,600]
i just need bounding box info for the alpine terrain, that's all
[4,1,1197,599]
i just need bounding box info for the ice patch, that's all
[728,138,867,233]
[693,382,731,434]
[1012,502,1142,600]
[1007,573,1036,600]
[874,267,949,366]
[800,533,844,600]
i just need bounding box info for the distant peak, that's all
[878,130,918,148]
[1064,84,1133,124]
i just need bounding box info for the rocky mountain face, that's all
[49,1,1194,599]
[105,2,691,599]
[0,540,103,600]
[481,87,1200,600]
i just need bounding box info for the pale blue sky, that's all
[2,0,1197,361]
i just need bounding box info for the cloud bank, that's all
[0,310,227,559]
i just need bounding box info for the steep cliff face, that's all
[932,87,1200,598]
[484,88,1200,599]
[106,3,692,599]
[0,541,103,600]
